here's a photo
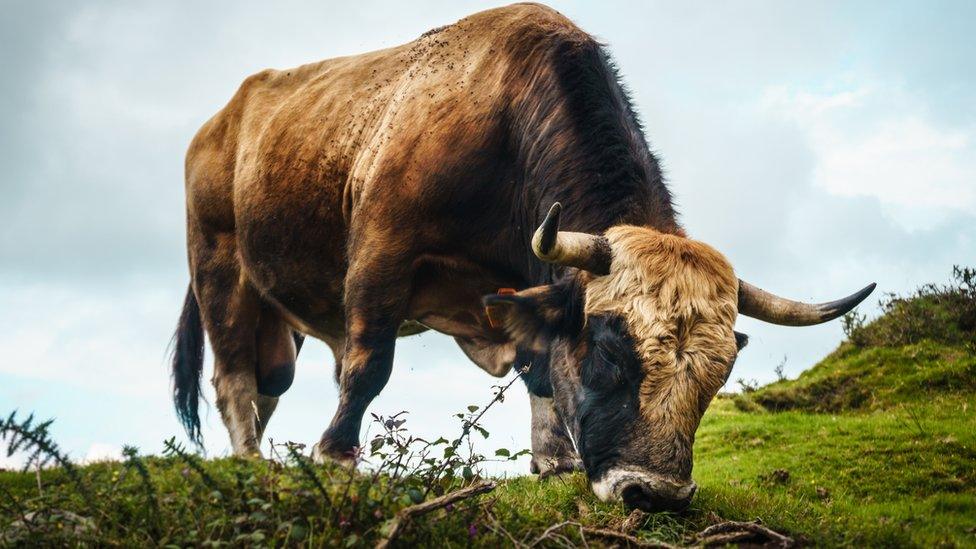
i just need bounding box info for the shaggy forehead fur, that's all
[584,226,739,425]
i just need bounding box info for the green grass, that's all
[5,393,973,546]
[744,341,976,413]
[694,395,976,547]
[3,269,975,546]
[4,362,973,547]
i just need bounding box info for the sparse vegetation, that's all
[747,266,976,414]
[843,265,976,350]
[2,268,975,547]
[773,356,788,383]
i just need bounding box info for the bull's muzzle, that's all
[591,468,696,512]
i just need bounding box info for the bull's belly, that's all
[253,272,346,341]
[237,226,348,341]
[232,159,352,337]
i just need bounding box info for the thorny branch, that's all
[375,479,497,548]
[421,364,526,497]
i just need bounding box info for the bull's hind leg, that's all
[192,232,296,456]
[530,394,583,476]
[192,234,262,455]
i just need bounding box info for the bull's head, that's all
[484,203,874,512]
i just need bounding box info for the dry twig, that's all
[696,520,795,547]
[375,480,496,548]
[581,525,677,548]
[529,520,575,547]
[530,520,676,548]
[527,514,795,549]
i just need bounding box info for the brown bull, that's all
[172,4,873,511]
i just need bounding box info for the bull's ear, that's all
[734,331,749,351]
[482,285,578,351]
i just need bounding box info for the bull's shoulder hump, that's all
[457,3,585,38]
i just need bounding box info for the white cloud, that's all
[761,83,976,231]
[0,444,120,470]
[82,443,122,464]
[0,453,25,471]
[0,282,180,398]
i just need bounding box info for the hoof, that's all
[311,441,358,467]
[531,455,584,478]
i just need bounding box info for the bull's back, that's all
[184,3,581,332]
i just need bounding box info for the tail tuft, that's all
[171,286,205,446]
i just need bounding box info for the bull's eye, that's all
[581,315,641,391]
[581,345,621,390]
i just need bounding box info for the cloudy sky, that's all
[2,1,973,471]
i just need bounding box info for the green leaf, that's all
[408,487,424,504]
[495,448,511,457]
[370,437,385,453]
[289,523,308,540]
[467,405,480,413]
[462,466,474,481]
[474,426,490,439]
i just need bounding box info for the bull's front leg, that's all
[312,247,408,464]
[529,393,583,477]
[312,321,397,464]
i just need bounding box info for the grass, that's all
[2,267,975,547]
[743,341,976,413]
[695,395,976,547]
[4,395,973,546]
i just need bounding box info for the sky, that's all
[1,1,973,472]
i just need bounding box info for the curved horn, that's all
[532,203,612,275]
[737,279,876,326]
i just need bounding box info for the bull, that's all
[171,4,874,511]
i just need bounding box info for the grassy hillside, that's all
[745,265,976,414]
[2,268,974,547]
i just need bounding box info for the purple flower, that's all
[468,523,478,537]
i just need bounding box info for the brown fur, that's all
[585,227,738,437]
[178,3,709,472]
[184,4,609,455]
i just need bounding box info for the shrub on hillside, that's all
[843,266,976,349]
[745,266,976,414]
[0,372,530,546]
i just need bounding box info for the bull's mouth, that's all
[590,467,696,512]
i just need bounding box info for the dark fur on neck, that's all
[503,24,681,285]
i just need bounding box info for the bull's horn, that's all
[532,203,612,275]
[737,279,876,326]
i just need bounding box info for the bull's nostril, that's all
[620,483,655,512]
[620,482,694,513]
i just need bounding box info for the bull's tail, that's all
[171,285,205,445]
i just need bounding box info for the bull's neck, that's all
[505,32,681,284]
